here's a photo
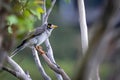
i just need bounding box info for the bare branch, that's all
[45,39,63,80]
[6,56,32,80]
[0,48,6,69]
[74,1,119,80]
[41,0,63,79]
[42,0,47,23]
[31,47,51,80]
[78,0,88,54]
[43,0,56,23]
[2,67,18,78]
[35,46,71,80]
[45,39,54,62]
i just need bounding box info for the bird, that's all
[10,23,58,58]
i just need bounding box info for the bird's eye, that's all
[47,24,52,29]
[47,25,52,29]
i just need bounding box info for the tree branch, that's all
[2,66,19,78]
[6,56,32,80]
[42,0,63,79]
[45,39,63,80]
[78,0,88,54]
[31,47,51,80]
[0,47,6,69]
[43,0,56,23]
[74,1,119,80]
[42,0,46,23]
[35,46,71,80]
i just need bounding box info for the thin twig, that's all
[35,46,71,80]
[31,47,51,80]
[44,0,56,23]
[42,0,46,23]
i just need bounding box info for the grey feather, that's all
[24,24,47,40]
[10,24,49,57]
[10,44,25,58]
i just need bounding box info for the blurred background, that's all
[0,0,120,80]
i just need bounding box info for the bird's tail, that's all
[10,45,25,58]
[10,40,27,58]
[10,46,23,58]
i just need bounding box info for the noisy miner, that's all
[11,23,57,57]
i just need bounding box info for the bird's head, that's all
[47,23,58,30]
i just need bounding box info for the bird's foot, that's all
[35,46,45,55]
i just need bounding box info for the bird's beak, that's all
[52,25,58,29]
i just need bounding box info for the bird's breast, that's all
[36,32,50,46]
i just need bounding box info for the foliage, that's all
[7,0,51,40]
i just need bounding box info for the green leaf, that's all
[8,26,13,34]
[29,9,37,16]
[46,0,52,8]
[29,9,41,20]
[16,16,35,35]
[36,11,41,20]
[7,15,18,25]
[34,0,43,5]
[23,9,31,17]
[37,7,44,14]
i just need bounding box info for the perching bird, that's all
[10,23,57,57]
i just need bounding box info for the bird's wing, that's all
[33,27,46,36]
[11,24,47,57]
[24,24,47,40]
[15,24,47,49]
